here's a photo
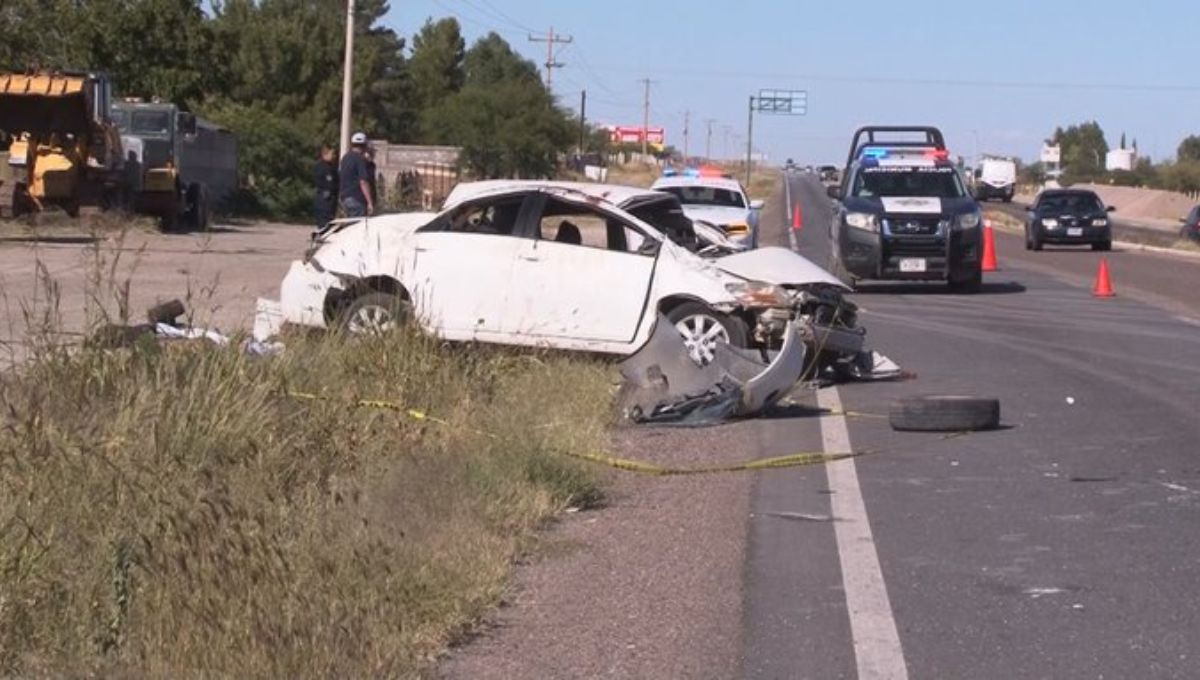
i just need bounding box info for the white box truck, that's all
[973,157,1016,202]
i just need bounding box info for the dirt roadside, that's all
[436,178,790,680]
[0,220,310,353]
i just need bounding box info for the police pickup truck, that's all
[827,126,983,292]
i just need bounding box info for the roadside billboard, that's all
[605,125,665,151]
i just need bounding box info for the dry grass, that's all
[604,163,661,189]
[0,251,612,677]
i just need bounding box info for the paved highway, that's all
[742,173,1200,679]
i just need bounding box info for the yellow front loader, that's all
[0,71,124,218]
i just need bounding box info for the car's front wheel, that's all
[666,302,749,366]
[340,291,410,335]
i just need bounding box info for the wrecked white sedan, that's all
[275,180,864,369]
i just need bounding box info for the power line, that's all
[465,0,537,33]
[528,27,573,89]
[580,63,1200,94]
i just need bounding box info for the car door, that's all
[501,195,657,344]
[409,193,532,336]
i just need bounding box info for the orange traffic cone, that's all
[792,201,803,230]
[981,222,998,272]
[1092,257,1116,297]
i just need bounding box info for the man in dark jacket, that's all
[338,132,374,218]
[314,143,338,229]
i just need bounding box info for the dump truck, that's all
[0,71,124,218]
[111,99,238,230]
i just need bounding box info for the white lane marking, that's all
[784,176,799,252]
[818,387,908,680]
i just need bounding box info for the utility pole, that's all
[705,118,716,161]
[528,27,572,89]
[682,110,690,162]
[746,95,754,185]
[338,0,356,159]
[639,78,653,160]
[578,89,587,154]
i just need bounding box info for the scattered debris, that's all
[761,511,836,522]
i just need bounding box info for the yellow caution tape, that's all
[562,449,865,476]
[287,390,870,475]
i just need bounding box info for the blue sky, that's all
[386,0,1200,165]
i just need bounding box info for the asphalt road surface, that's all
[986,199,1200,319]
[742,173,1200,679]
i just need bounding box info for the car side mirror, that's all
[826,185,842,200]
[749,199,765,210]
[177,112,197,137]
[1106,205,1116,213]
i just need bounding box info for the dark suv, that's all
[827,126,983,292]
[1024,189,1113,251]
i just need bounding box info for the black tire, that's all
[1024,228,1033,250]
[186,183,210,231]
[1092,240,1112,252]
[664,301,749,366]
[1030,230,1043,251]
[889,395,1000,432]
[339,291,410,335]
[949,268,982,293]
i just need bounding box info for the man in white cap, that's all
[338,132,374,217]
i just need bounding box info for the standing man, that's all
[363,145,379,210]
[338,131,373,218]
[314,143,338,229]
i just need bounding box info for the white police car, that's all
[651,169,763,249]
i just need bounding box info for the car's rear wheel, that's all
[340,291,410,335]
[1030,230,1043,251]
[666,302,748,366]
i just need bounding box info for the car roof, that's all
[1038,189,1100,198]
[650,175,745,192]
[443,180,662,210]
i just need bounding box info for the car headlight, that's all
[725,280,790,307]
[1091,218,1108,227]
[845,212,879,232]
[956,211,982,230]
[1042,218,1059,228]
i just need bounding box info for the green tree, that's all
[1177,135,1200,163]
[409,18,464,119]
[1051,121,1108,183]
[1120,132,1127,150]
[424,33,573,179]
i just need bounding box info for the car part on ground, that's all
[888,395,1001,432]
[618,314,808,425]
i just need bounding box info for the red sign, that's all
[606,125,665,147]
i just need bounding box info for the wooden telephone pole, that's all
[528,27,573,89]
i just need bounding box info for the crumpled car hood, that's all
[715,246,848,289]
